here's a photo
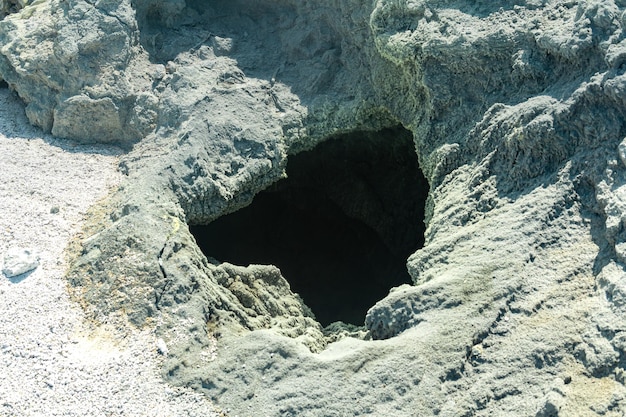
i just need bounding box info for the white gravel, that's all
[0,88,220,417]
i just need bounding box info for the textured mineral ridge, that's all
[2,0,626,415]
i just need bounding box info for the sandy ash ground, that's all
[0,87,220,417]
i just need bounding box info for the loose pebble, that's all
[2,247,39,278]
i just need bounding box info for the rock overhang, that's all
[189,126,429,327]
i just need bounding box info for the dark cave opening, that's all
[190,127,429,326]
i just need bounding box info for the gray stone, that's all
[156,338,168,356]
[619,138,626,168]
[2,247,39,278]
[0,0,157,145]
[536,390,565,417]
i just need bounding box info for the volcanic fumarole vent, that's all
[190,126,429,326]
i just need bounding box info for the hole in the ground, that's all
[0,79,8,88]
[190,127,429,326]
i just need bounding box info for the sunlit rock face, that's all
[4,0,626,415]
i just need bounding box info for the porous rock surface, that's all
[3,0,626,415]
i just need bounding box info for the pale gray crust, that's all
[3,0,626,415]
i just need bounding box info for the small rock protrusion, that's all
[536,390,565,417]
[618,138,626,168]
[156,338,169,356]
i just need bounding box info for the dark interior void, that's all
[190,127,429,326]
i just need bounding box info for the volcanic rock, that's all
[2,0,626,415]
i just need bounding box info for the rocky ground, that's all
[0,88,220,416]
[3,0,626,415]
